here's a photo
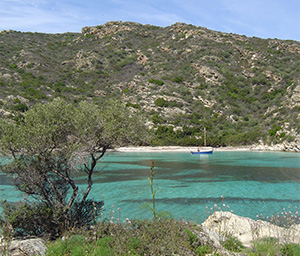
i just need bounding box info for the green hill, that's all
[1,21,300,148]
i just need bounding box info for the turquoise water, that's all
[1,151,300,223]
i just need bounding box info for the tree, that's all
[0,98,149,237]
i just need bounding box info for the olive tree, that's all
[0,98,149,237]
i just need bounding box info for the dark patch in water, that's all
[121,197,300,205]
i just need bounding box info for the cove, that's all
[1,151,300,223]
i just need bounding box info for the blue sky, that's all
[1,0,299,41]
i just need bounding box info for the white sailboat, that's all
[191,127,213,154]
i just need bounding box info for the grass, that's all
[46,219,202,256]
[244,238,300,256]
[45,219,300,255]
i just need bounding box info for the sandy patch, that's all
[113,146,251,152]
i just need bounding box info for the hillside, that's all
[0,21,300,148]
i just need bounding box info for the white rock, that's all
[0,237,47,256]
[201,211,300,248]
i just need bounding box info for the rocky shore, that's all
[2,212,299,256]
[250,140,300,152]
[199,212,300,255]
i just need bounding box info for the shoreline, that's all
[114,146,251,152]
[113,145,299,153]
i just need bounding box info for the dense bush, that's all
[45,218,300,255]
[149,79,164,86]
[47,219,200,255]
[0,99,148,238]
[0,200,103,238]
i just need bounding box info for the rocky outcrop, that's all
[192,64,222,85]
[250,139,300,152]
[136,50,149,65]
[287,82,300,107]
[0,237,47,256]
[81,21,141,39]
[199,212,300,248]
[73,49,98,71]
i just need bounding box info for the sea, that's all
[1,151,300,223]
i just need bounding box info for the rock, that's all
[81,21,140,39]
[136,50,149,65]
[201,211,300,248]
[0,237,47,256]
[192,226,248,256]
[193,227,223,249]
[191,64,222,85]
[74,50,97,71]
[0,108,13,117]
[289,83,300,107]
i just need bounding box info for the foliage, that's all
[11,103,28,112]
[221,234,244,252]
[45,218,300,255]
[269,125,282,136]
[1,200,63,238]
[147,161,158,220]
[126,102,140,109]
[155,97,183,108]
[47,235,113,256]
[0,22,299,147]
[149,78,164,86]
[46,218,198,255]
[280,243,300,255]
[0,98,148,238]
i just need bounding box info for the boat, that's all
[191,148,213,154]
[191,127,213,154]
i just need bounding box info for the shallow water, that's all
[1,151,300,223]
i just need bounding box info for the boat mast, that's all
[204,127,206,147]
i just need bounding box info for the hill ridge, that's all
[0,21,299,148]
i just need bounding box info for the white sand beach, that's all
[114,146,251,152]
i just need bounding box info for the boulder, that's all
[201,211,300,248]
[0,237,47,256]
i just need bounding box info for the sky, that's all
[0,0,299,41]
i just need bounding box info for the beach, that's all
[114,146,251,152]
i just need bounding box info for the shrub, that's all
[172,76,184,83]
[0,199,103,238]
[149,79,164,86]
[12,103,28,112]
[152,114,161,124]
[47,219,197,255]
[126,102,140,109]
[221,234,244,252]
[269,125,281,137]
[155,98,183,108]
[281,243,300,256]
[155,97,168,107]
[1,201,61,238]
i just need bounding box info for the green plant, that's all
[155,97,168,107]
[0,219,13,255]
[196,245,212,256]
[281,243,300,255]
[47,235,114,256]
[149,78,164,86]
[126,102,140,109]
[185,229,199,247]
[221,234,244,252]
[249,237,281,255]
[148,161,158,220]
[12,103,28,112]
[46,218,197,255]
[0,99,148,238]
